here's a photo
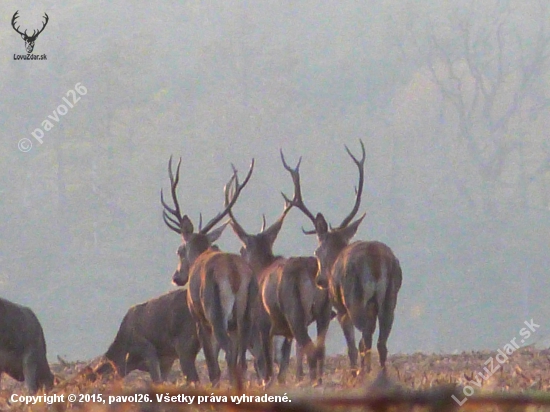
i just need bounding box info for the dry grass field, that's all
[2,346,550,411]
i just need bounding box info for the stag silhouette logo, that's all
[11,11,49,54]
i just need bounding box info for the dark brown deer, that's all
[225,170,332,385]
[94,289,202,384]
[0,297,54,394]
[281,141,402,375]
[161,156,255,387]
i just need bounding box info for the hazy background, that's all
[1,0,549,361]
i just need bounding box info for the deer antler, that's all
[260,214,267,232]
[11,11,49,39]
[11,11,25,37]
[280,149,317,235]
[200,159,254,234]
[224,169,250,242]
[337,139,366,229]
[160,156,184,234]
[32,13,49,39]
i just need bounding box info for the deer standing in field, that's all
[161,156,255,387]
[281,141,402,375]
[225,166,332,385]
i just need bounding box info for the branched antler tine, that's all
[339,139,366,229]
[161,156,186,234]
[162,209,181,228]
[280,149,316,226]
[160,189,178,218]
[201,159,255,234]
[223,172,248,238]
[37,13,49,35]
[11,11,25,36]
[161,156,184,220]
[162,211,182,234]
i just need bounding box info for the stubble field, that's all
[2,346,550,411]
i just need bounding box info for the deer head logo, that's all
[11,11,49,54]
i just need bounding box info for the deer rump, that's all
[331,240,402,371]
[0,297,54,394]
[187,249,253,383]
[96,289,200,383]
[261,256,331,382]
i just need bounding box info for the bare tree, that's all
[404,0,550,216]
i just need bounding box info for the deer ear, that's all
[181,215,194,241]
[314,213,328,235]
[338,213,366,243]
[229,220,250,245]
[207,221,228,244]
[263,219,284,248]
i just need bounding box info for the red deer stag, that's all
[225,166,332,385]
[161,156,254,386]
[281,141,402,375]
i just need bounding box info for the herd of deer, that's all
[0,141,402,394]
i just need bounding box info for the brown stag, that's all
[94,289,201,384]
[225,167,332,385]
[281,141,402,375]
[161,156,254,387]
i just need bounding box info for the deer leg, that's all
[314,305,332,384]
[22,352,38,394]
[337,312,358,376]
[237,302,251,379]
[126,340,162,383]
[377,299,396,371]
[277,337,292,384]
[175,334,201,384]
[295,340,304,381]
[159,358,175,382]
[197,323,221,386]
[355,298,377,374]
[257,321,274,384]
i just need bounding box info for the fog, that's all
[0,0,548,361]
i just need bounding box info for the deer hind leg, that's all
[236,289,252,379]
[295,339,304,381]
[197,322,221,386]
[314,304,332,385]
[355,297,378,374]
[337,311,358,376]
[377,298,396,371]
[276,336,292,384]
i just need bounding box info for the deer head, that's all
[223,163,293,274]
[161,156,254,286]
[281,140,366,288]
[11,11,49,54]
